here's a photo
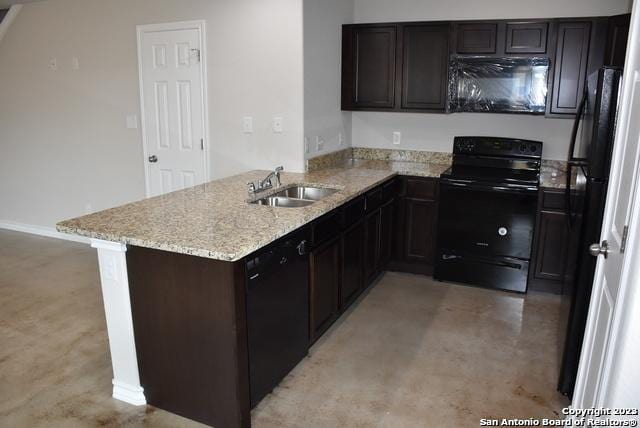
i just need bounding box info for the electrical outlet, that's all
[71,57,80,70]
[126,115,138,129]
[304,137,310,154]
[49,58,58,71]
[273,117,283,133]
[339,132,344,146]
[84,203,93,214]
[242,116,253,134]
[316,136,325,152]
[393,131,401,145]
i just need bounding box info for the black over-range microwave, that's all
[448,57,550,114]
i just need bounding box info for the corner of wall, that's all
[0,4,23,43]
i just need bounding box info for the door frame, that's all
[136,20,211,198]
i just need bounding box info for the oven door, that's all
[437,180,538,259]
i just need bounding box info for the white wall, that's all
[351,0,632,160]
[353,0,632,23]
[0,0,304,229]
[303,0,354,159]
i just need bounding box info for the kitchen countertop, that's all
[57,158,565,262]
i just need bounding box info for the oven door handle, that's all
[440,179,538,194]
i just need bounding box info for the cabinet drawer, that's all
[313,211,342,246]
[365,187,383,212]
[541,190,566,211]
[382,178,401,203]
[342,196,365,229]
[405,177,437,200]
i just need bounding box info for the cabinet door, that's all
[341,220,364,308]
[455,23,497,54]
[505,21,549,54]
[605,14,631,67]
[533,210,570,281]
[343,25,397,109]
[404,198,438,264]
[400,24,449,110]
[549,21,591,115]
[379,201,394,269]
[310,237,341,341]
[364,209,381,285]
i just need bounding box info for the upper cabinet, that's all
[401,23,450,111]
[548,21,592,115]
[341,25,397,110]
[454,23,497,54]
[505,22,549,54]
[342,23,449,112]
[342,15,629,117]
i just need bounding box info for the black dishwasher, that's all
[245,228,310,408]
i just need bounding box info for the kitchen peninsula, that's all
[56,152,568,428]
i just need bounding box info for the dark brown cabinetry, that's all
[454,22,497,54]
[342,23,449,112]
[605,14,631,67]
[400,23,450,110]
[530,189,571,293]
[505,21,549,54]
[404,198,437,264]
[341,219,364,308]
[549,21,592,115]
[310,236,341,340]
[363,209,381,285]
[379,200,395,269]
[342,25,397,110]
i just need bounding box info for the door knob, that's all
[589,240,611,259]
[148,155,158,163]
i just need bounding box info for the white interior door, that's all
[573,3,640,413]
[138,22,208,197]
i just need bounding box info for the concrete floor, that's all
[0,230,569,427]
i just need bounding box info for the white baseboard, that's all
[0,220,90,244]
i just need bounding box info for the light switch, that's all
[393,131,401,145]
[126,115,138,129]
[71,57,80,70]
[243,116,253,134]
[49,58,58,71]
[316,136,325,152]
[339,132,345,146]
[273,117,283,133]
[305,137,310,154]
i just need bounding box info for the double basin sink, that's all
[251,186,339,208]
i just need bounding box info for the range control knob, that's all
[498,227,508,236]
[520,144,528,152]
[530,145,538,153]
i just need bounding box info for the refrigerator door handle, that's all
[567,91,589,166]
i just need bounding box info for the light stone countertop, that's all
[57,158,565,262]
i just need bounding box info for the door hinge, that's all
[621,225,629,254]
[200,138,204,150]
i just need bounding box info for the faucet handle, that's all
[247,182,256,194]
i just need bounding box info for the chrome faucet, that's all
[248,166,284,195]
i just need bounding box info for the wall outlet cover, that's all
[242,116,253,134]
[393,131,401,145]
[315,136,324,152]
[304,137,310,154]
[126,115,138,129]
[273,117,283,133]
[339,132,344,146]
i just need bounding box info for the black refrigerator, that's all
[557,67,622,398]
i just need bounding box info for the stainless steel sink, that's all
[272,186,339,201]
[251,196,315,208]
[250,186,339,208]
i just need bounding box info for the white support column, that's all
[91,239,146,406]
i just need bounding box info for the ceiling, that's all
[0,0,47,9]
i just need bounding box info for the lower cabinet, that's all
[379,200,395,269]
[310,236,341,341]
[404,198,438,264]
[364,209,381,285]
[529,188,572,293]
[341,219,364,308]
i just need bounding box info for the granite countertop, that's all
[58,163,441,262]
[57,157,566,262]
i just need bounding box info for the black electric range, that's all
[434,136,542,293]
